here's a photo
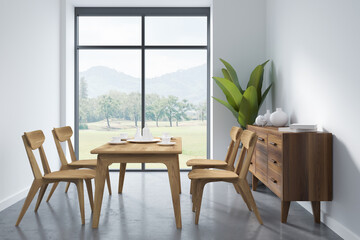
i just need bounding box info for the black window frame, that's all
[75,7,210,171]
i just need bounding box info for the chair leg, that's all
[46,182,59,202]
[85,179,94,212]
[190,180,194,195]
[195,181,205,225]
[34,184,48,212]
[75,180,85,224]
[65,182,71,193]
[192,180,197,212]
[233,182,241,194]
[15,180,42,226]
[106,166,112,195]
[118,163,126,194]
[239,180,263,224]
[235,182,252,211]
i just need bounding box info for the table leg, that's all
[175,155,181,194]
[92,156,107,228]
[311,201,321,223]
[281,201,291,223]
[252,174,259,191]
[118,163,127,194]
[166,159,182,229]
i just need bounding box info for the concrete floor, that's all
[0,172,341,240]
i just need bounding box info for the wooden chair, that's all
[46,126,112,202]
[16,130,95,226]
[186,126,243,194]
[188,130,262,225]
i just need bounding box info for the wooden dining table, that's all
[90,137,182,229]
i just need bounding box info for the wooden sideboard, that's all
[247,125,332,223]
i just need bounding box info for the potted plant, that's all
[213,59,272,129]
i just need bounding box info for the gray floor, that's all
[0,172,341,240]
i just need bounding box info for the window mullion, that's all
[141,15,145,171]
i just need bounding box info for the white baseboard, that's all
[0,187,30,212]
[298,202,359,240]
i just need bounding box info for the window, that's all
[75,8,210,170]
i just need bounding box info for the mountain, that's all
[79,64,207,103]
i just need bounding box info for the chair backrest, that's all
[234,130,257,179]
[52,126,77,167]
[22,130,51,179]
[224,127,243,167]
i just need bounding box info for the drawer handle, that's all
[258,137,264,142]
[270,142,277,146]
[271,159,278,164]
[270,177,277,184]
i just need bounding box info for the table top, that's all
[248,125,332,135]
[90,137,182,155]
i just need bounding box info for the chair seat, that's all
[68,159,97,167]
[186,159,227,167]
[188,169,238,180]
[43,169,96,180]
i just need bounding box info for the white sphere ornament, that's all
[255,115,267,126]
[270,108,288,127]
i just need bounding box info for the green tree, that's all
[174,99,191,127]
[80,77,88,99]
[146,94,166,127]
[108,90,128,119]
[163,96,179,127]
[99,95,118,128]
[198,102,207,121]
[86,98,102,122]
[126,92,141,127]
[79,98,88,123]
[79,77,89,125]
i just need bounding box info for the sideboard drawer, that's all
[256,167,268,184]
[268,168,282,198]
[256,132,267,154]
[268,157,282,174]
[268,133,283,175]
[268,134,283,154]
[255,150,267,176]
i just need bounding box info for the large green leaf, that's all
[221,68,231,80]
[261,60,270,67]
[213,77,236,109]
[213,77,243,111]
[247,60,269,104]
[259,83,272,108]
[238,86,258,128]
[220,58,244,94]
[212,97,239,120]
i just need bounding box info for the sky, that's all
[78,16,207,78]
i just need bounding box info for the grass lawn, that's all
[79,120,207,169]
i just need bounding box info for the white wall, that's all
[212,0,266,159]
[0,0,61,210]
[266,0,360,239]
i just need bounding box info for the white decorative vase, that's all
[264,109,271,126]
[270,108,288,127]
[255,115,267,126]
